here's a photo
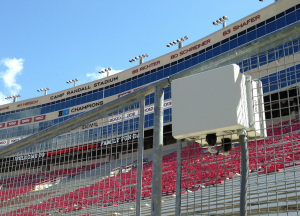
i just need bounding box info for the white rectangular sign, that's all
[9,137,21,144]
[125,110,139,120]
[0,140,7,146]
[108,114,122,124]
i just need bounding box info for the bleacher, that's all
[1,119,300,215]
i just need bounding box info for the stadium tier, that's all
[1,120,300,215]
[1,0,300,215]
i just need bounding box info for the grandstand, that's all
[1,0,300,215]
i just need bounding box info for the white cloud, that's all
[86,67,122,81]
[0,92,7,105]
[0,58,24,105]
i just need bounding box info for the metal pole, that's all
[238,129,248,216]
[140,58,143,65]
[245,76,255,129]
[178,42,183,49]
[45,91,47,96]
[74,82,77,87]
[151,85,164,216]
[13,97,17,103]
[223,21,226,28]
[136,99,145,216]
[175,139,182,216]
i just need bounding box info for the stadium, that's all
[0,0,300,215]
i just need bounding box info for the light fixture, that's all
[66,78,78,87]
[37,88,50,95]
[213,16,229,28]
[5,95,21,103]
[166,36,188,49]
[99,67,112,77]
[129,54,149,64]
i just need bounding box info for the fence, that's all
[0,21,300,216]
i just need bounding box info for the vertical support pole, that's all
[223,21,226,28]
[140,58,144,65]
[245,76,255,130]
[238,129,248,216]
[175,139,182,216]
[178,42,183,49]
[151,85,164,216]
[136,99,145,216]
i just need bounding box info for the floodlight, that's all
[213,16,229,27]
[98,67,112,77]
[129,53,149,64]
[37,88,50,95]
[167,36,188,49]
[66,79,78,87]
[5,94,21,102]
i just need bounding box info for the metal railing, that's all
[0,21,300,216]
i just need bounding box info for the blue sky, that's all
[0,0,273,105]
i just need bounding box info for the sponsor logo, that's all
[100,133,139,146]
[9,138,21,144]
[15,152,45,161]
[0,123,5,129]
[70,101,103,113]
[0,140,7,145]
[118,87,143,98]
[144,100,172,114]
[94,77,118,88]
[125,110,138,120]
[50,93,64,100]
[7,120,18,127]
[0,106,9,112]
[17,100,38,108]
[20,118,32,125]
[66,86,91,96]
[82,122,98,130]
[46,133,139,157]
[164,100,172,109]
[109,115,122,123]
[145,106,154,114]
[58,109,70,117]
[34,115,46,122]
[118,91,131,98]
